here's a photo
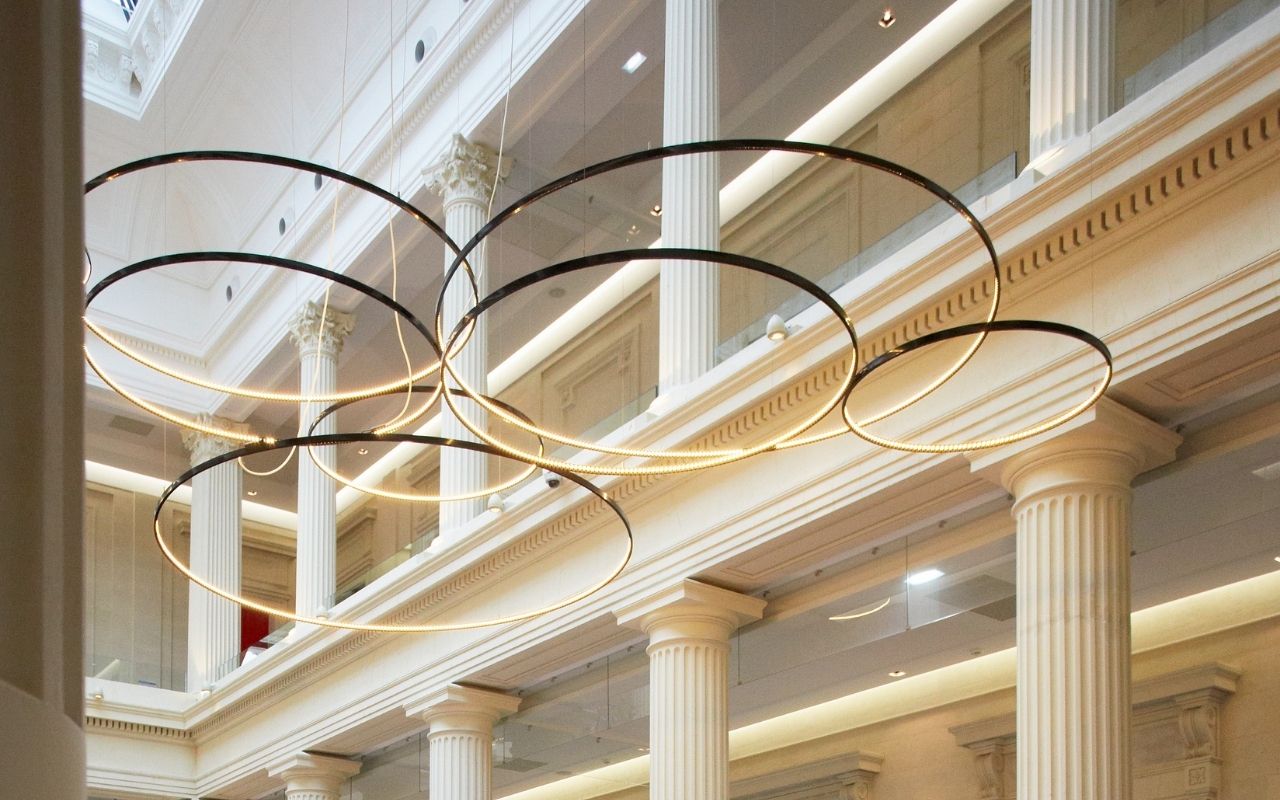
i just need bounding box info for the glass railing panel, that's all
[715,153,1019,364]
[1118,0,1280,108]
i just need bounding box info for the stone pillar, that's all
[658,0,720,392]
[615,580,765,800]
[288,301,355,618]
[0,3,86,798]
[269,752,361,800]
[1029,0,1116,162]
[182,421,244,689]
[970,399,1180,800]
[405,684,521,800]
[427,134,503,541]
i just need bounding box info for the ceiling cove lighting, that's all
[621,51,647,74]
[86,138,1110,632]
[905,568,944,586]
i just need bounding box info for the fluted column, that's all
[269,752,361,800]
[970,399,1180,800]
[427,134,503,541]
[405,684,521,800]
[181,420,244,690]
[1029,0,1115,162]
[288,301,355,618]
[0,3,86,797]
[615,580,765,800]
[659,0,719,392]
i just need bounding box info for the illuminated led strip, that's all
[83,251,445,442]
[432,141,1004,469]
[842,320,1113,453]
[829,596,892,621]
[437,248,861,476]
[302,386,544,503]
[154,434,633,633]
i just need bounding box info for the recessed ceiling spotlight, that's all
[549,286,567,299]
[357,447,370,455]
[649,204,663,217]
[622,51,647,74]
[888,669,906,677]
[1274,556,1280,563]
[246,489,258,497]
[879,8,896,28]
[905,568,944,585]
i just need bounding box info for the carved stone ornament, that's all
[287,301,356,357]
[425,133,510,207]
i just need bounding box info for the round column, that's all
[288,301,355,618]
[659,0,720,392]
[0,2,87,798]
[615,580,765,800]
[181,420,244,689]
[269,752,361,800]
[427,134,503,542]
[971,400,1179,800]
[1030,0,1116,162]
[407,684,520,800]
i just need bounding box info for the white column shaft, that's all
[659,0,719,392]
[0,3,87,797]
[297,342,338,616]
[429,729,492,800]
[439,195,489,537]
[649,636,730,799]
[1030,0,1115,160]
[186,459,242,688]
[1015,476,1131,800]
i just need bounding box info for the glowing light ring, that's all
[843,320,1113,453]
[305,385,548,503]
[439,247,859,475]
[436,139,1003,463]
[155,433,633,633]
[85,251,444,443]
[83,151,480,404]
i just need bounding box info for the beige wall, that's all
[84,482,295,689]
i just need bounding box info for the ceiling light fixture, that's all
[487,493,505,514]
[649,203,662,217]
[766,314,788,342]
[357,447,369,455]
[879,8,896,28]
[888,669,906,677]
[621,51,647,74]
[905,568,944,585]
[246,490,258,497]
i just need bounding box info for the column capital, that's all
[425,133,509,209]
[968,397,1180,502]
[287,300,356,358]
[268,752,361,797]
[405,683,520,734]
[614,579,765,646]
[181,415,247,466]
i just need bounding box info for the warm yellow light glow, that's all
[828,596,892,621]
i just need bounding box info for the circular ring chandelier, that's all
[85,138,1110,633]
[153,434,633,633]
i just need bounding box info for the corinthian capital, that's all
[425,134,509,207]
[287,301,356,358]
[182,415,247,467]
